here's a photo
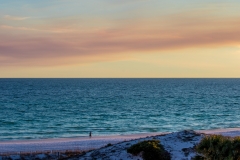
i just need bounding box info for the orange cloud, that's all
[1,12,240,67]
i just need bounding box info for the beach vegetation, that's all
[106,143,112,147]
[127,140,171,160]
[195,135,240,160]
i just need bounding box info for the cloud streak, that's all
[1,12,240,66]
[3,15,30,21]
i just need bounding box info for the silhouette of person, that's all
[89,131,92,137]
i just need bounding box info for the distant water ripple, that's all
[0,78,240,140]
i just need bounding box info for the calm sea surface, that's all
[0,78,240,140]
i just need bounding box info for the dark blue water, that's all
[0,78,240,140]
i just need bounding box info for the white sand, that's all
[196,128,240,137]
[78,130,201,160]
[0,132,168,154]
[1,128,240,160]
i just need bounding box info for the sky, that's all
[0,0,240,78]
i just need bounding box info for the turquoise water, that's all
[0,78,240,140]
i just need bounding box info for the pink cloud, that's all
[1,14,240,66]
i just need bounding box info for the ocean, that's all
[0,78,239,140]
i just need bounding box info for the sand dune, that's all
[1,128,240,159]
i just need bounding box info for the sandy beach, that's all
[0,132,169,154]
[1,128,240,159]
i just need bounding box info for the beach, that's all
[1,128,240,160]
[0,132,168,154]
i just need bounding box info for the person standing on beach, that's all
[89,131,92,137]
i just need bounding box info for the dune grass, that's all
[195,135,240,160]
[127,140,171,160]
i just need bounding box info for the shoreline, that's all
[2,127,240,143]
[1,128,240,154]
[0,132,169,155]
[0,132,169,144]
